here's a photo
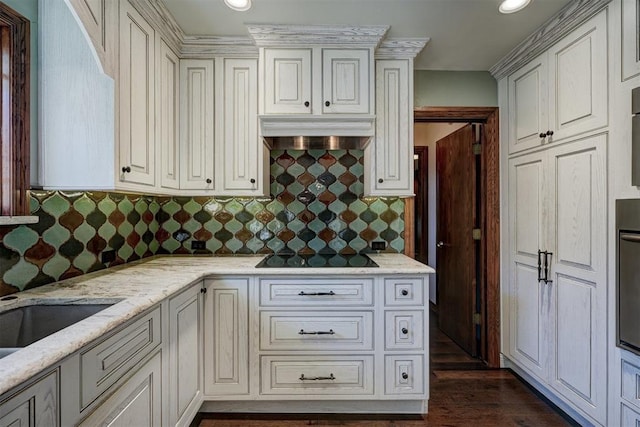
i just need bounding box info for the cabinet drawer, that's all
[385,355,425,396]
[261,356,374,395]
[80,306,161,409]
[260,311,373,351]
[623,360,640,410]
[259,278,373,306]
[385,310,424,350]
[384,278,424,306]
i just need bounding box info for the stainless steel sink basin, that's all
[0,304,113,358]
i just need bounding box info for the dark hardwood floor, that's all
[199,312,573,427]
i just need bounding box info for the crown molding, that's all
[375,38,430,60]
[247,24,389,47]
[181,36,259,58]
[490,0,611,80]
[129,0,184,54]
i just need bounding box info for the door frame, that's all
[408,106,500,368]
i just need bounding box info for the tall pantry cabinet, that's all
[500,9,608,426]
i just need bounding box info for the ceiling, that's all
[161,0,573,71]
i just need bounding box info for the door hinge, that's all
[472,228,482,240]
[473,313,481,325]
[472,143,482,155]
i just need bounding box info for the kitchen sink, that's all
[0,304,114,358]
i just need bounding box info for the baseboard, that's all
[199,399,428,414]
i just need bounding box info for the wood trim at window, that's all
[0,2,29,216]
[409,106,501,368]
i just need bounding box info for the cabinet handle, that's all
[537,250,544,282]
[401,327,409,335]
[402,373,409,380]
[298,291,335,296]
[539,133,547,138]
[206,178,212,184]
[546,130,554,137]
[304,101,310,107]
[325,101,330,107]
[378,178,384,183]
[401,289,409,296]
[200,288,207,294]
[121,166,131,173]
[543,251,553,284]
[299,373,335,381]
[299,329,335,335]
[250,178,256,184]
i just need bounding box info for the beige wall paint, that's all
[414,70,497,108]
[414,122,466,303]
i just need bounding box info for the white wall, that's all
[414,122,466,303]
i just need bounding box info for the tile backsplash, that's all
[0,150,404,295]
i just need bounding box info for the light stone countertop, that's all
[0,253,434,396]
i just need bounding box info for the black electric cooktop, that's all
[255,253,379,268]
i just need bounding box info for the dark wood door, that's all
[414,146,428,265]
[436,124,477,356]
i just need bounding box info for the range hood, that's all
[260,115,375,150]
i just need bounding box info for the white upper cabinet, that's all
[262,47,372,115]
[157,39,180,191]
[366,59,412,196]
[180,59,215,191]
[215,58,264,196]
[118,0,156,188]
[507,11,607,154]
[264,48,312,114]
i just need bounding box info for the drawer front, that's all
[259,278,374,307]
[385,310,424,350]
[80,306,161,409]
[261,356,374,395]
[622,403,640,426]
[260,311,373,350]
[384,278,424,306]
[623,360,640,410]
[385,355,425,396]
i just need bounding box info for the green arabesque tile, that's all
[41,193,71,218]
[4,259,39,288]
[73,196,96,216]
[3,227,39,255]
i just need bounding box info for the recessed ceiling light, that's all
[224,0,251,12]
[499,0,532,14]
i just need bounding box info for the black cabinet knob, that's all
[304,101,310,107]
[378,178,384,183]
[325,101,330,107]
[546,130,554,136]
[250,178,256,184]
[401,289,409,296]
[206,178,212,184]
[402,373,409,380]
[121,166,131,173]
[401,327,408,334]
[539,133,547,138]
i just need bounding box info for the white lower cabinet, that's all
[168,282,203,426]
[199,275,429,408]
[79,351,163,427]
[0,370,58,427]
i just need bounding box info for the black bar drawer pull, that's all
[299,329,335,335]
[300,373,335,381]
[298,291,335,296]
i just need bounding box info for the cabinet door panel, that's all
[180,60,215,190]
[507,54,547,154]
[548,12,607,141]
[157,39,180,190]
[169,284,202,426]
[119,1,155,186]
[369,60,411,195]
[546,135,606,422]
[216,58,262,195]
[264,48,312,114]
[0,370,58,427]
[203,278,250,395]
[322,49,369,114]
[508,153,546,380]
